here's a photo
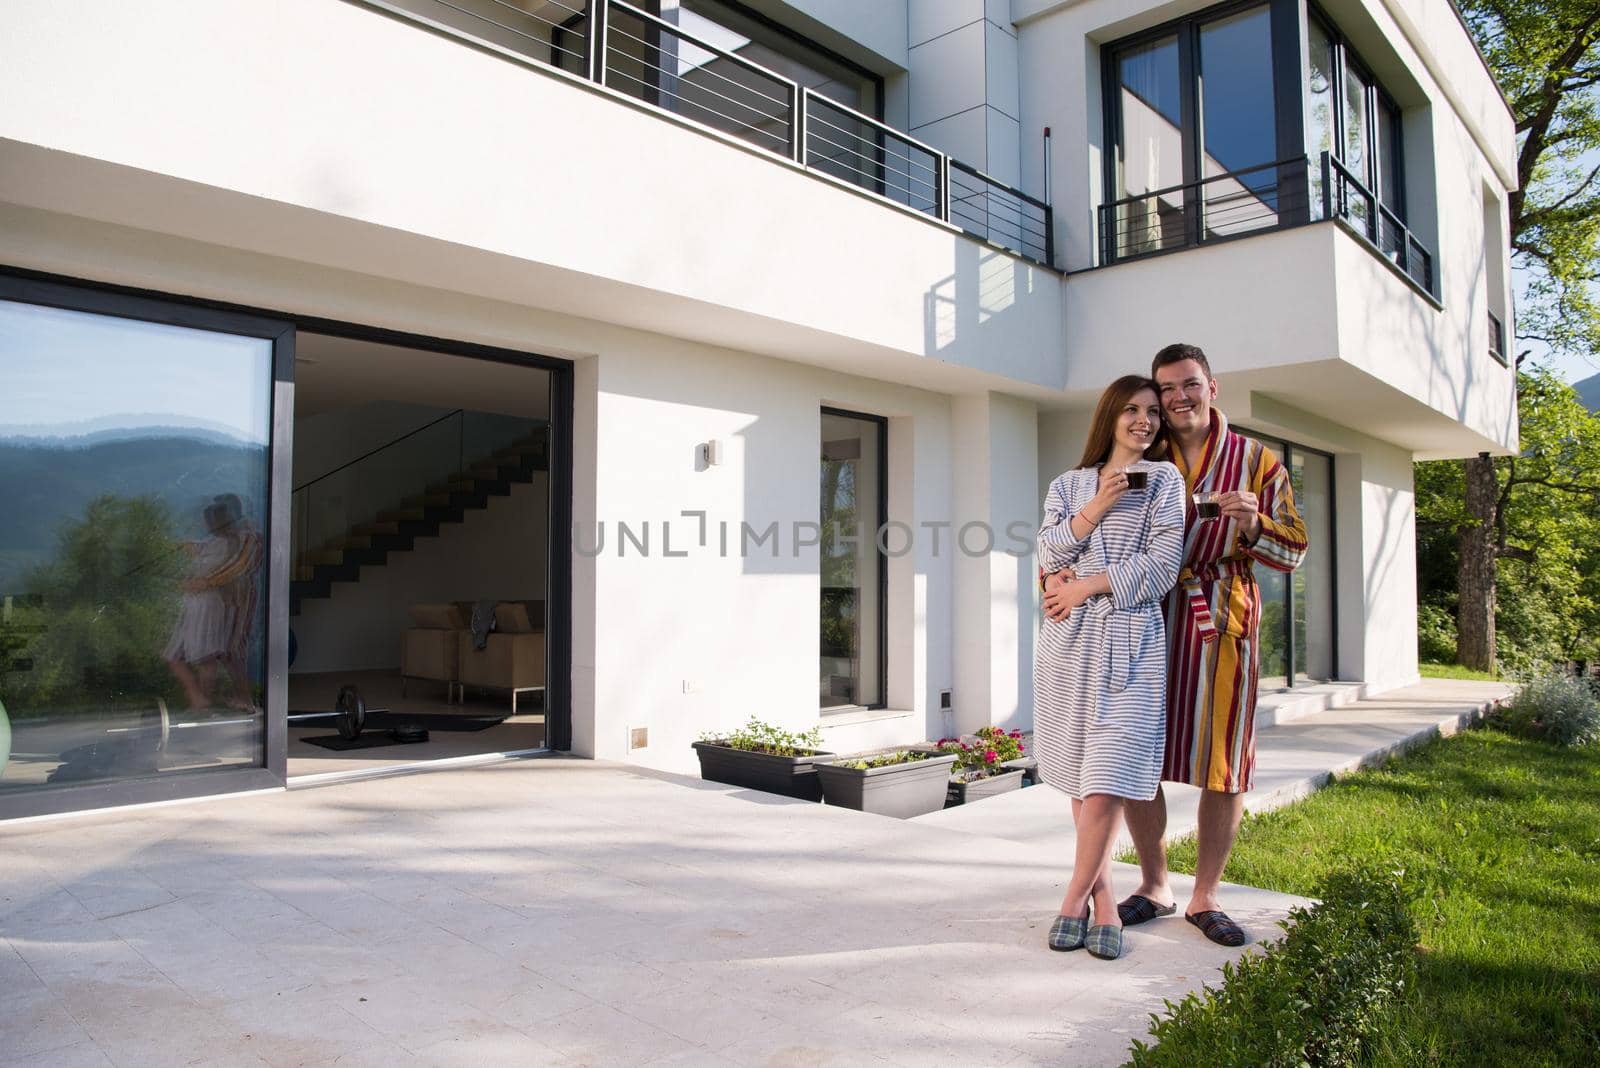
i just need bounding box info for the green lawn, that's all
[1164,729,1600,1066]
[1419,660,1501,681]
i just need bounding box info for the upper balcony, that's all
[0,0,1065,394]
[1018,0,1517,457]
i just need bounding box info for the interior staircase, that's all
[290,433,545,615]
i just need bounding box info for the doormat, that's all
[367,711,510,733]
[300,730,428,752]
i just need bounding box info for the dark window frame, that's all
[0,265,576,820]
[1099,0,1308,259]
[1309,4,1407,223]
[556,0,884,122]
[819,405,889,714]
[1234,427,1338,688]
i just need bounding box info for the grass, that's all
[1163,728,1600,1066]
[1419,660,1500,681]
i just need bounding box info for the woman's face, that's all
[1114,387,1161,455]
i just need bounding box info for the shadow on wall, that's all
[923,242,1038,361]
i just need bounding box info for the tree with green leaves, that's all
[1417,370,1600,671]
[1442,3,1600,670]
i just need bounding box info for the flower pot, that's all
[692,740,835,801]
[945,768,1025,807]
[815,748,959,818]
[1003,755,1039,786]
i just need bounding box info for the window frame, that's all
[819,405,888,714]
[1234,427,1338,688]
[0,272,295,820]
[1309,4,1407,223]
[1099,0,1309,262]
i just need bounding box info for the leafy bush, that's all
[701,716,823,756]
[1415,603,1457,664]
[1491,671,1600,747]
[936,725,1025,781]
[1127,867,1418,1068]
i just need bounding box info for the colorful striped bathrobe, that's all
[1164,410,1307,793]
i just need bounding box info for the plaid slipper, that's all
[1187,909,1246,947]
[1085,924,1124,960]
[1048,912,1089,952]
[1117,894,1177,926]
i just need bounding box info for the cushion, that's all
[494,601,538,633]
[408,602,466,630]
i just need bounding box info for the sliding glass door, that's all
[819,409,885,710]
[0,277,290,815]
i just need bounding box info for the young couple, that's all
[1034,342,1308,961]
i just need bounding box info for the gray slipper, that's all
[1085,923,1124,960]
[1048,912,1089,951]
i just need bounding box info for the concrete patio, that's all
[2,756,1306,1067]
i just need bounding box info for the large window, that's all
[1304,7,1431,292]
[0,285,279,799]
[1103,0,1300,260]
[820,409,885,710]
[1239,430,1334,687]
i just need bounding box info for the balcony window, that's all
[1102,0,1304,262]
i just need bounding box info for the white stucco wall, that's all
[0,0,1063,398]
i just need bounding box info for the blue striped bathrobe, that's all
[1034,461,1185,800]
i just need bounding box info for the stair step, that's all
[427,479,477,495]
[302,549,344,566]
[293,565,315,582]
[402,492,452,508]
[352,521,400,536]
[379,507,427,523]
[328,535,373,551]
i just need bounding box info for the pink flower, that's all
[984,749,998,763]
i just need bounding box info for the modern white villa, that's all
[0,0,1515,819]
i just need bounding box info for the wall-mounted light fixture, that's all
[698,440,722,467]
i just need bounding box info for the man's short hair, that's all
[1152,343,1212,382]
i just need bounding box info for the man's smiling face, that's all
[1155,358,1217,438]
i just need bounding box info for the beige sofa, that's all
[400,602,467,699]
[455,600,546,713]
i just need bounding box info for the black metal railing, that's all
[1488,309,1506,365]
[1097,158,1310,264]
[1096,152,1438,299]
[1322,153,1435,296]
[372,0,1053,268]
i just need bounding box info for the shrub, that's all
[1415,603,1457,664]
[1127,867,1418,1068]
[701,717,823,756]
[1491,671,1600,747]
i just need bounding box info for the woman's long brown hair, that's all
[1075,374,1169,469]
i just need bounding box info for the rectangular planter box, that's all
[691,740,835,801]
[1003,756,1039,786]
[814,748,959,818]
[945,768,1025,808]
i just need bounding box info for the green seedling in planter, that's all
[835,750,932,770]
[701,716,824,756]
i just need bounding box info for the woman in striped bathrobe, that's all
[1035,375,1184,960]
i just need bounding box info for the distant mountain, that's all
[0,412,260,447]
[1575,373,1600,413]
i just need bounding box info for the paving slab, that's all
[916,678,1512,858]
[0,757,1309,1067]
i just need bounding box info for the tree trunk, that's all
[1456,455,1499,671]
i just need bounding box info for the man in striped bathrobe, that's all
[1067,343,1307,946]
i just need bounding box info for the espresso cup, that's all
[1124,469,1148,490]
[1193,491,1221,519]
